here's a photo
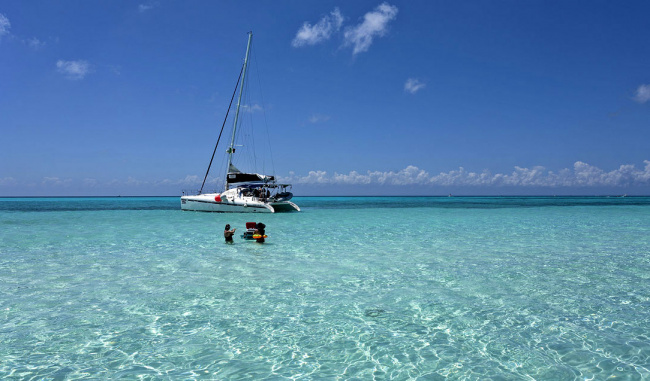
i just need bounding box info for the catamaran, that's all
[181,32,300,213]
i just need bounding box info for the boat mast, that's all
[226,31,253,190]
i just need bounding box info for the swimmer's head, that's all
[225,224,230,230]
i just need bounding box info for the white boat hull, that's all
[181,193,299,213]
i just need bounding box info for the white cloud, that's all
[53,175,209,189]
[634,84,650,104]
[284,161,650,188]
[295,170,331,184]
[0,177,17,186]
[109,65,122,76]
[242,103,263,113]
[176,175,201,185]
[309,114,331,124]
[138,2,158,13]
[404,78,425,94]
[572,161,645,187]
[42,177,72,186]
[288,166,430,186]
[0,13,10,38]
[292,8,344,47]
[156,175,220,187]
[26,37,45,49]
[343,2,398,55]
[0,14,47,49]
[56,60,91,80]
[125,177,146,186]
[83,178,99,187]
[427,161,650,187]
[182,175,200,184]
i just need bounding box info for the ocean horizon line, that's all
[1,194,648,199]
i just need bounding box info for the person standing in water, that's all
[224,224,236,243]
[254,222,266,243]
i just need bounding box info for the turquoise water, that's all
[1,196,649,380]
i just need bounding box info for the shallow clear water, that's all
[1,196,649,380]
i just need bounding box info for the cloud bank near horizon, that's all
[2,161,649,195]
[281,160,650,188]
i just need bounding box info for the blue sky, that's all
[1,0,649,196]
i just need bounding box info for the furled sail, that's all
[227,172,274,184]
[227,163,274,183]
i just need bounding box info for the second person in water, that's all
[254,222,266,243]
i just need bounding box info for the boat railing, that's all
[181,189,221,196]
